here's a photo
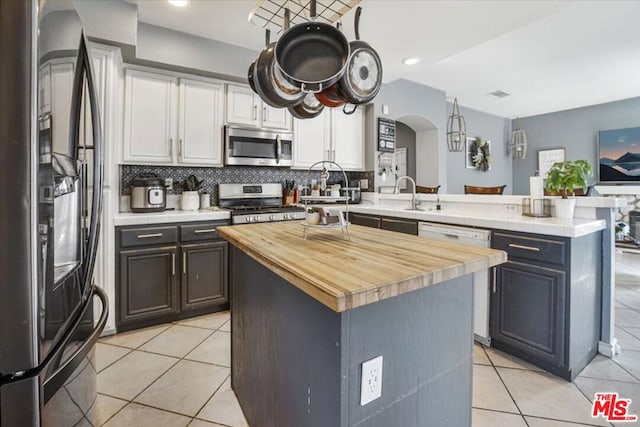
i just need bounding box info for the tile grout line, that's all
[481,345,530,426]
[97,314,232,425]
[190,373,233,424]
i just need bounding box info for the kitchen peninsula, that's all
[217,222,506,427]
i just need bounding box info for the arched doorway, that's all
[395,115,439,192]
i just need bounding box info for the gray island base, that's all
[230,247,475,427]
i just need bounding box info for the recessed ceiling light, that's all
[167,0,188,7]
[488,90,511,98]
[402,57,421,66]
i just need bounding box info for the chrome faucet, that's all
[394,175,422,210]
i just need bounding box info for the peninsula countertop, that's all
[217,221,507,312]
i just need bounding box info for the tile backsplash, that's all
[121,165,374,204]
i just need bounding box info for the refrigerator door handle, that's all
[42,285,108,403]
[68,32,104,302]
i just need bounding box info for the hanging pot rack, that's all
[249,0,361,33]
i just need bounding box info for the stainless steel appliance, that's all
[129,173,167,213]
[219,183,305,224]
[0,2,108,426]
[341,184,362,204]
[225,126,293,167]
[418,222,492,345]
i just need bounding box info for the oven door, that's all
[225,126,292,166]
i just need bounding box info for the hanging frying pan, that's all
[247,61,257,93]
[315,85,344,108]
[335,7,383,105]
[253,25,305,108]
[275,0,350,93]
[288,93,324,119]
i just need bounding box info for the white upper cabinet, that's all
[293,106,364,171]
[178,78,224,166]
[123,69,176,164]
[225,83,292,131]
[123,68,224,166]
[293,109,330,169]
[332,107,364,170]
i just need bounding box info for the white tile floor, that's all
[93,254,640,426]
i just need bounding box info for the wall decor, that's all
[447,97,466,152]
[538,148,565,179]
[466,137,491,171]
[377,117,396,152]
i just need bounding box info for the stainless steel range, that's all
[219,183,305,224]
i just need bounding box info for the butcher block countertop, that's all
[217,222,507,312]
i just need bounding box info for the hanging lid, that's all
[347,47,381,97]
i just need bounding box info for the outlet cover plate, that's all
[360,355,383,406]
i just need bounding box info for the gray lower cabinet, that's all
[490,230,601,381]
[348,212,417,235]
[119,246,180,325]
[116,220,229,331]
[181,241,228,312]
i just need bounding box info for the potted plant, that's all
[305,207,321,225]
[544,160,592,219]
[180,174,204,211]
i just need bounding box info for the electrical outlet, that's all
[360,179,369,190]
[360,355,383,405]
[164,178,173,191]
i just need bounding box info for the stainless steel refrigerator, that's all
[0,1,108,425]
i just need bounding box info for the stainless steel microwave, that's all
[225,126,293,167]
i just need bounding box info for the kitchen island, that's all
[217,222,506,427]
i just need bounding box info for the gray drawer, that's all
[381,217,418,235]
[180,221,228,242]
[119,225,178,248]
[492,232,568,267]
[349,213,381,229]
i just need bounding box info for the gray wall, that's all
[448,104,512,194]
[365,79,448,192]
[513,96,640,194]
[74,0,137,46]
[394,121,416,191]
[135,23,258,81]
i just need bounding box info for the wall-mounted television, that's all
[598,126,640,184]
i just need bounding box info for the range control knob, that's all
[269,214,276,221]
[245,216,252,223]
[254,216,260,222]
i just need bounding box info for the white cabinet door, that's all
[50,63,74,155]
[123,69,176,164]
[226,84,258,126]
[178,78,224,166]
[331,107,364,170]
[293,109,330,169]
[262,104,291,130]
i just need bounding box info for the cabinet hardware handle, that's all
[332,149,336,161]
[263,105,266,119]
[137,233,163,239]
[179,139,183,157]
[492,267,497,293]
[327,150,330,161]
[444,233,460,239]
[194,229,217,234]
[169,138,173,156]
[171,253,176,276]
[253,105,257,120]
[182,253,187,274]
[508,243,541,252]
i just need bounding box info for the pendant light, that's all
[447,97,466,152]
[510,117,528,159]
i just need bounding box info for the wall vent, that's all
[488,90,511,98]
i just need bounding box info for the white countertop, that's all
[349,205,606,238]
[114,209,231,226]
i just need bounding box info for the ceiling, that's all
[127,0,640,118]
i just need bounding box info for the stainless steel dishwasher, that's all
[418,222,492,345]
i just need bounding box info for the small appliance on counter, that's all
[129,172,166,213]
[326,178,361,204]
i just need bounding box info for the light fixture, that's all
[446,97,466,152]
[510,117,528,159]
[167,0,188,7]
[402,57,421,66]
